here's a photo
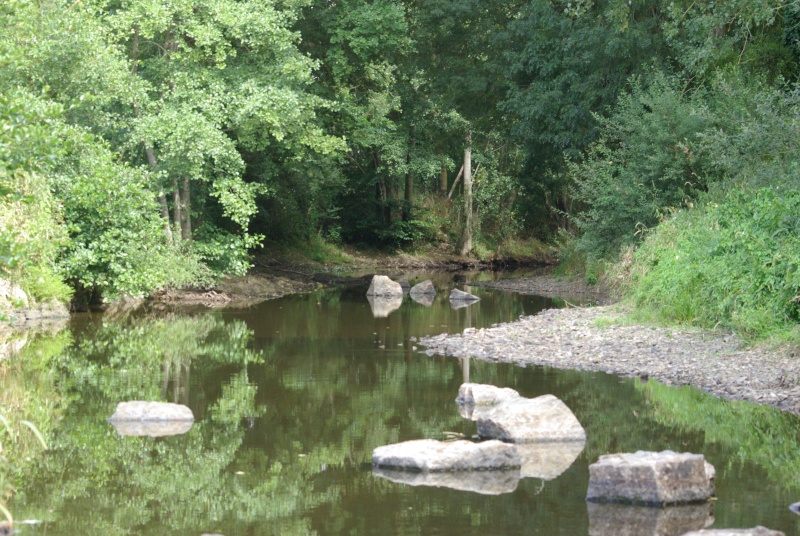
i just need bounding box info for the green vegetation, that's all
[0,0,797,341]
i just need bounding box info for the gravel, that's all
[419,304,800,415]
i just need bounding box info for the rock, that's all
[681,528,784,536]
[373,467,519,495]
[456,383,521,420]
[476,394,586,443]
[366,275,404,297]
[372,439,521,472]
[516,441,585,480]
[587,501,713,536]
[586,451,715,506]
[110,420,194,437]
[449,288,480,302]
[109,401,194,422]
[409,280,436,297]
[367,295,403,318]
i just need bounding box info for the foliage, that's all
[625,188,800,337]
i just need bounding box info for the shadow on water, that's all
[1,275,800,535]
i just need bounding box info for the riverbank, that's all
[419,303,800,415]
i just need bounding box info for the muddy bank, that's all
[419,304,800,415]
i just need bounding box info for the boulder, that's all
[367,295,403,318]
[449,288,480,302]
[366,275,403,297]
[109,401,194,422]
[372,439,521,472]
[516,441,585,480]
[681,528,784,536]
[373,467,519,495]
[586,451,715,506]
[587,502,713,536]
[409,280,436,297]
[110,420,194,437]
[476,394,586,443]
[456,383,520,420]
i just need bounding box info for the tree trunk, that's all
[440,165,448,196]
[459,133,473,256]
[145,144,173,245]
[172,179,182,237]
[181,176,191,240]
[403,147,414,222]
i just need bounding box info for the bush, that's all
[625,189,800,338]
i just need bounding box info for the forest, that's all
[1,0,799,339]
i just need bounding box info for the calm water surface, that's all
[3,272,800,535]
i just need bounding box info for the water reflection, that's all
[587,502,713,536]
[367,295,403,317]
[2,279,800,535]
[373,467,520,495]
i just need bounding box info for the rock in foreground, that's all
[372,439,520,472]
[373,467,519,495]
[366,275,403,297]
[586,451,715,506]
[476,394,586,443]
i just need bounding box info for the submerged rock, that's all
[476,394,586,443]
[587,501,713,536]
[109,401,194,437]
[681,528,784,536]
[372,439,520,472]
[366,275,404,297]
[409,280,436,297]
[586,451,715,506]
[373,467,519,495]
[367,295,403,318]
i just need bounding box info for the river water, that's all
[2,272,800,535]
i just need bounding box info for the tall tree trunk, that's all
[403,140,414,222]
[459,133,473,256]
[145,144,173,245]
[181,176,191,240]
[172,179,182,238]
[437,148,448,195]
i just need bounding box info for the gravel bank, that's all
[419,305,800,415]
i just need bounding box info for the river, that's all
[1,272,799,535]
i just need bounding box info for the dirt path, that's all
[420,303,800,415]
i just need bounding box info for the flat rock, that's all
[449,288,480,302]
[372,439,521,472]
[681,528,784,536]
[476,394,586,443]
[109,401,194,422]
[110,420,193,437]
[366,275,403,297]
[587,501,712,536]
[373,467,519,495]
[587,451,715,506]
[409,280,436,297]
[456,383,521,420]
[367,295,403,317]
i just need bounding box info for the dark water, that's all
[3,273,800,535]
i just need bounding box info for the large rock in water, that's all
[681,529,784,536]
[476,394,586,443]
[372,439,520,472]
[109,401,194,437]
[373,467,520,495]
[449,288,479,302]
[586,451,715,506]
[409,280,436,296]
[366,275,403,297]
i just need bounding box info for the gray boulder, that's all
[681,528,784,536]
[373,466,519,495]
[476,394,586,443]
[108,401,194,437]
[366,275,404,297]
[449,288,479,302]
[110,420,194,437]
[587,502,713,536]
[372,439,521,472]
[586,450,715,506]
[367,295,403,318]
[410,280,436,296]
